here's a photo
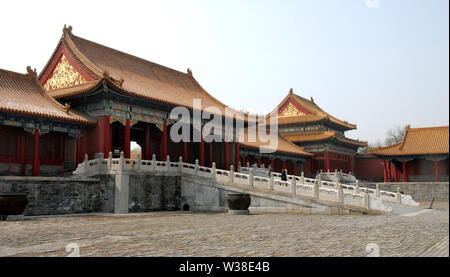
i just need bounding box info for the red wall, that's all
[355,158,385,181]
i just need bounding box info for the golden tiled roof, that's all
[41,26,245,119]
[282,130,368,147]
[0,68,93,124]
[239,128,313,157]
[283,131,335,142]
[48,80,101,99]
[266,89,357,130]
[369,126,449,156]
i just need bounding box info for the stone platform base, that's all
[5,215,25,221]
[228,209,250,215]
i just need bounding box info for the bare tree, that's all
[358,141,383,154]
[360,127,405,154]
[384,125,406,146]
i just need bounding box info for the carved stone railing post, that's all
[166,155,170,171]
[300,171,305,184]
[238,162,241,173]
[152,154,156,171]
[119,151,125,172]
[355,180,360,194]
[364,191,370,210]
[337,183,343,204]
[249,168,254,187]
[313,180,319,199]
[291,177,296,196]
[135,155,141,171]
[269,172,274,190]
[317,174,322,187]
[229,165,234,183]
[396,187,402,203]
[84,153,89,175]
[179,156,183,173]
[211,162,216,180]
[246,162,250,168]
[375,184,381,199]
[195,159,199,175]
[108,151,113,171]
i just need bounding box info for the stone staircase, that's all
[73,152,420,215]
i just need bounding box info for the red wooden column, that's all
[209,143,214,167]
[76,134,82,165]
[234,142,240,168]
[145,125,151,160]
[124,118,131,158]
[387,161,392,182]
[32,129,40,176]
[20,134,26,176]
[257,156,261,168]
[293,161,297,176]
[162,119,167,159]
[184,142,189,163]
[394,166,399,182]
[402,160,407,182]
[225,142,230,170]
[199,129,205,166]
[103,116,111,155]
[271,159,275,171]
[243,155,247,168]
[383,160,387,182]
[434,159,439,182]
[350,155,355,174]
[283,159,287,170]
[325,152,330,171]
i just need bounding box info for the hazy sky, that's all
[1,0,448,144]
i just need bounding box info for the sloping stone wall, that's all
[128,174,181,212]
[366,182,449,202]
[0,176,114,216]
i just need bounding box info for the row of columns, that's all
[101,116,168,160]
[102,115,237,169]
[241,155,300,175]
[383,159,442,183]
[181,140,239,170]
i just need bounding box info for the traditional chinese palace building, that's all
[368,126,449,182]
[0,26,448,183]
[0,26,312,176]
[267,89,368,176]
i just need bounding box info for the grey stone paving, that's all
[0,210,448,257]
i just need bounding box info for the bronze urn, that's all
[0,192,29,221]
[227,193,251,214]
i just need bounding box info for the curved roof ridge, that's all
[67,28,191,79]
[63,27,105,78]
[0,67,93,124]
[398,125,411,151]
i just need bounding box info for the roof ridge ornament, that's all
[64,103,71,114]
[63,25,73,34]
[26,66,37,79]
[118,77,124,87]
[187,68,192,76]
[310,96,314,103]
[289,88,293,94]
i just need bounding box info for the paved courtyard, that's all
[0,209,448,257]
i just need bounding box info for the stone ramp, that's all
[384,202,428,216]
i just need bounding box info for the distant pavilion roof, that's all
[239,128,313,157]
[266,89,357,130]
[282,130,367,147]
[40,26,247,120]
[369,126,449,157]
[0,67,93,124]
